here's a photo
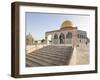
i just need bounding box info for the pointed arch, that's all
[59,33,65,39]
[66,32,72,38]
[59,33,65,44]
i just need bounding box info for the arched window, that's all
[59,33,65,39]
[54,34,58,39]
[66,32,72,38]
[59,33,65,44]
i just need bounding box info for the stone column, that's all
[58,33,60,45]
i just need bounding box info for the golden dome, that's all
[60,20,73,30]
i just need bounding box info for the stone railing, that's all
[26,44,47,54]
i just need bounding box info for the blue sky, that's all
[26,12,90,40]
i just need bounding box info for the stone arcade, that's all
[45,20,88,46]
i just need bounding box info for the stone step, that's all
[26,58,42,67]
[31,48,73,57]
[30,52,67,62]
[26,54,66,66]
[27,53,66,64]
[26,56,53,66]
[35,49,72,54]
[31,51,67,59]
[35,46,72,52]
[26,46,73,67]
[29,49,73,62]
[35,46,71,50]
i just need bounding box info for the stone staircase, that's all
[26,46,73,67]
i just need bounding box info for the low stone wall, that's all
[26,44,47,54]
[52,44,73,47]
[69,47,77,65]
